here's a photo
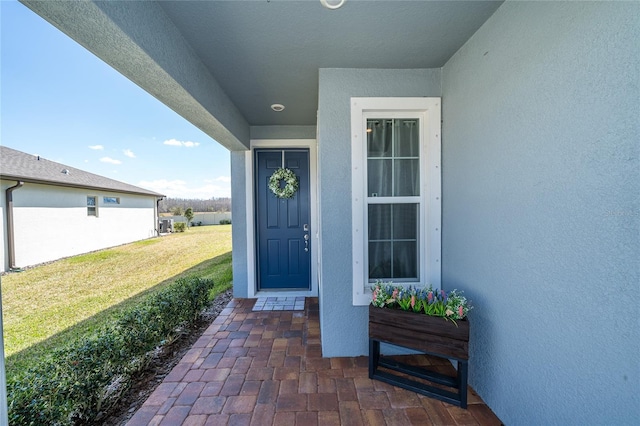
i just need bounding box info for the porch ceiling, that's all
[158,0,503,126]
[20,0,502,148]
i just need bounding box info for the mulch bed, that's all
[102,289,234,426]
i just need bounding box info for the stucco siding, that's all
[250,126,316,140]
[317,69,442,357]
[441,2,639,424]
[231,151,249,298]
[2,181,157,270]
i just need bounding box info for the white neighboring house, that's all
[0,146,165,273]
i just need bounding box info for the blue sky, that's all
[1,1,231,199]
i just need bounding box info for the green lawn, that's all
[1,225,232,376]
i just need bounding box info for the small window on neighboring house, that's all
[87,196,97,216]
[103,196,120,204]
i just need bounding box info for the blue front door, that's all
[255,149,311,290]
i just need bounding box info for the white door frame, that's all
[245,139,319,298]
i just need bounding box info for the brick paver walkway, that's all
[127,298,501,425]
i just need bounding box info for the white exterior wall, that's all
[1,180,157,272]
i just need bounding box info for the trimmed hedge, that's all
[7,276,215,425]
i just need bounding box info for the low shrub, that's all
[219,219,231,225]
[173,222,186,232]
[7,276,215,425]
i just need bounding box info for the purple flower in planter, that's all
[370,281,472,321]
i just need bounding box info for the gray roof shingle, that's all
[0,145,164,197]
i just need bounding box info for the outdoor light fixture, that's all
[320,0,346,10]
[271,103,285,112]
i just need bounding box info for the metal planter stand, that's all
[368,305,470,408]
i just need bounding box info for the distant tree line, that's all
[159,197,231,213]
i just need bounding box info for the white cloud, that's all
[163,138,200,148]
[88,145,104,150]
[100,157,122,165]
[138,178,230,199]
[123,149,136,158]
[204,176,231,184]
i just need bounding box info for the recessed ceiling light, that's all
[271,104,285,112]
[320,0,346,10]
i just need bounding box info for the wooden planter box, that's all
[369,305,470,408]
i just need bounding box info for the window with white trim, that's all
[351,98,441,305]
[87,196,97,216]
[103,196,120,204]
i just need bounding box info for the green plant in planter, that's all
[371,281,472,323]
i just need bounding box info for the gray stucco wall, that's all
[250,125,316,140]
[442,2,639,424]
[317,69,442,357]
[231,151,249,298]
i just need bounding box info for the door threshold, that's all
[253,289,316,298]
[252,296,306,311]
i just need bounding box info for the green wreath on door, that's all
[269,168,299,199]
